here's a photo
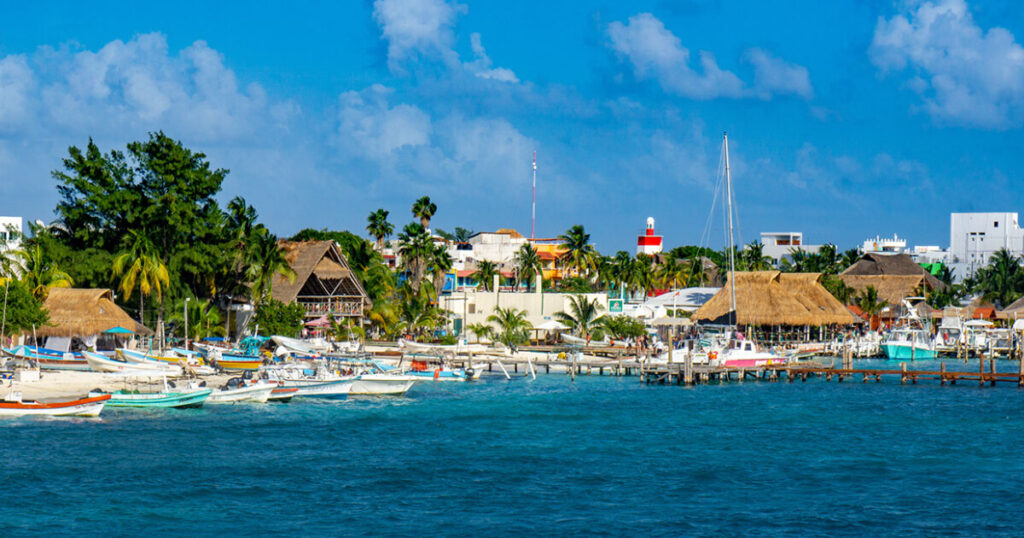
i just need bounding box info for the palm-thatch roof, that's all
[998,295,1024,319]
[272,240,368,305]
[691,271,857,326]
[841,253,945,289]
[35,288,153,338]
[837,274,928,306]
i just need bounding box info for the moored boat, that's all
[207,378,276,404]
[4,346,90,371]
[0,393,110,417]
[268,387,298,402]
[217,352,265,371]
[92,388,213,408]
[84,350,182,375]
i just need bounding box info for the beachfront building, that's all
[0,216,23,253]
[33,288,153,351]
[628,287,720,320]
[760,232,823,264]
[838,253,945,322]
[691,271,856,328]
[948,212,1024,279]
[860,234,907,255]
[636,217,663,256]
[272,240,370,322]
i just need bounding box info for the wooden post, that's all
[980,351,986,387]
[990,356,996,387]
[901,362,907,385]
[940,362,946,385]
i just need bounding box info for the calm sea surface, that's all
[3,359,1024,536]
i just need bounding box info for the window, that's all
[995,221,1000,228]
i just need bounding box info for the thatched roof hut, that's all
[837,274,928,306]
[841,253,944,289]
[998,295,1024,320]
[691,271,857,326]
[36,288,153,338]
[272,240,369,319]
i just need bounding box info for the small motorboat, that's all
[3,346,90,371]
[84,351,182,375]
[90,387,213,409]
[206,378,276,404]
[0,392,111,417]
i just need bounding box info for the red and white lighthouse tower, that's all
[637,217,663,256]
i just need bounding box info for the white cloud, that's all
[0,55,34,131]
[606,13,813,101]
[745,48,813,100]
[870,0,1024,128]
[333,84,534,194]
[372,0,518,83]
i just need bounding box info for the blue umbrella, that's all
[103,326,135,335]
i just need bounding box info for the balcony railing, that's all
[299,300,362,317]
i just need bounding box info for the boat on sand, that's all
[0,393,110,417]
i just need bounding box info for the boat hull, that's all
[85,351,181,375]
[0,394,110,417]
[207,384,275,404]
[217,354,264,371]
[881,344,936,360]
[722,358,788,368]
[268,387,298,402]
[280,379,353,399]
[97,389,213,408]
[349,375,418,396]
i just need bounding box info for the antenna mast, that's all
[531,151,537,239]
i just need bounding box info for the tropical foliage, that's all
[554,295,606,340]
[486,307,531,348]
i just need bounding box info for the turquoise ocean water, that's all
[3,359,1024,536]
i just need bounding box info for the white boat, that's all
[397,339,488,355]
[83,350,182,375]
[880,298,937,360]
[264,364,355,399]
[349,373,420,396]
[0,392,110,417]
[206,378,276,404]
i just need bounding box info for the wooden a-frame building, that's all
[271,240,370,321]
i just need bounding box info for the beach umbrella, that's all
[533,319,568,331]
[103,326,135,334]
[305,315,330,327]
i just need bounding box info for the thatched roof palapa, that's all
[272,240,368,305]
[841,253,945,290]
[691,271,857,326]
[36,288,153,338]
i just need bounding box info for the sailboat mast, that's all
[723,132,737,325]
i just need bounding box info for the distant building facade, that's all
[760,232,823,263]
[860,234,907,255]
[0,216,23,253]
[948,212,1024,279]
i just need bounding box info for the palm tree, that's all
[398,223,433,296]
[857,285,887,330]
[975,248,1024,307]
[412,196,437,229]
[686,254,707,286]
[429,243,453,298]
[632,254,655,296]
[742,241,773,271]
[247,231,297,304]
[656,254,687,289]
[554,294,606,341]
[840,248,861,272]
[514,243,543,291]
[487,306,531,349]
[111,230,167,324]
[366,209,394,250]
[474,260,499,291]
[558,225,597,278]
[467,322,493,344]
[169,297,226,340]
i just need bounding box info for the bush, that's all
[253,299,306,337]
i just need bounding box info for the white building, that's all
[949,212,1024,279]
[760,232,823,263]
[0,217,23,252]
[861,234,907,255]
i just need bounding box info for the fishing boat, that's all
[264,364,354,399]
[217,352,265,371]
[4,346,90,371]
[934,316,964,354]
[206,378,276,404]
[0,393,110,417]
[880,299,936,360]
[714,337,788,368]
[84,350,182,375]
[402,360,477,381]
[91,387,213,408]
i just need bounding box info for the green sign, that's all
[609,299,623,313]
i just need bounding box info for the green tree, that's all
[974,248,1024,308]
[454,227,474,242]
[514,243,543,291]
[742,241,773,271]
[412,196,437,229]
[247,231,296,305]
[169,297,226,341]
[429,243,453,298]
[554,294,607,341]
[15,241,74,301]
[398,223,433,296]
[366,208,394,250]
[467,322,493,343]
[252,299,306,337]
[0,280,49,340]
[487,306,531,349]
[111,229,169,326]
[599,315,647,340]
[558,225,598,278]
[821,276,855,305]
[656,253,688,289]
[474,260,499,291]
[856,286,887,329]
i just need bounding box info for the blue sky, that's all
[2,0,1023,253]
